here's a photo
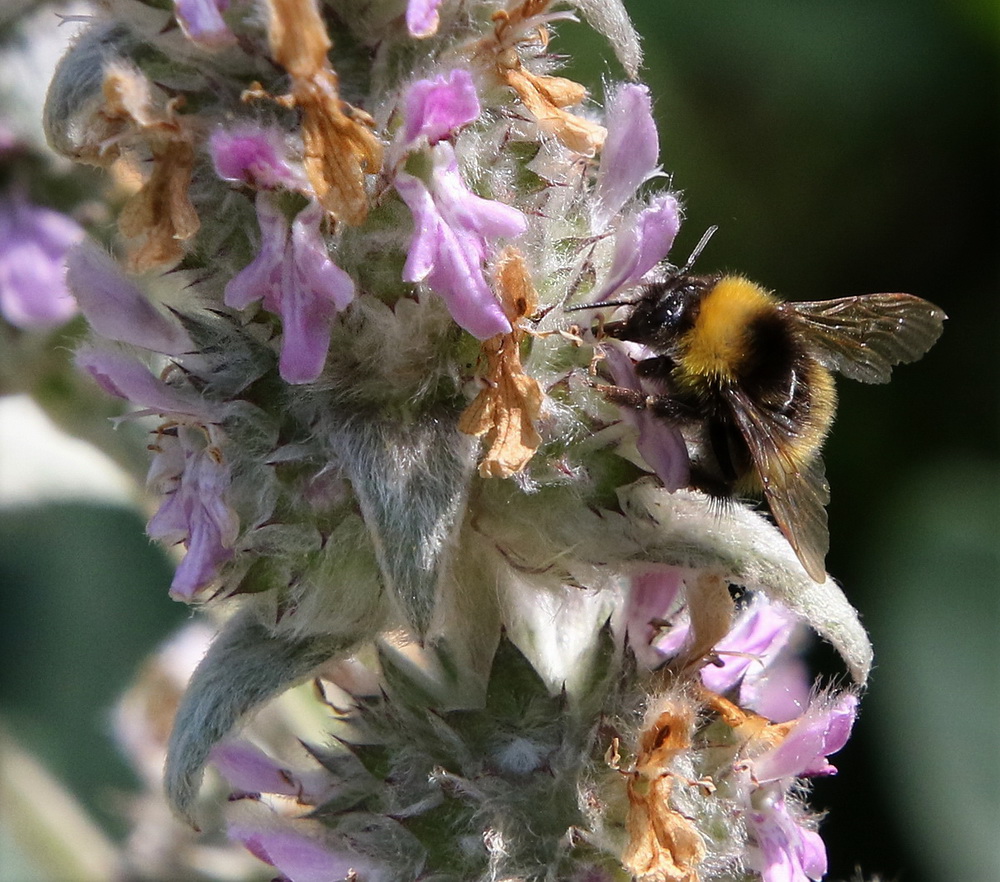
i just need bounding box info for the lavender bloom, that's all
[210,739,335,803]
[399,68,480,149]
[210,125,305,191]
[75,345,237,598]
[147,427,239,600]
[0,191,83,329]
[228,816,383,882]
[406,0,446,38]
[743,694,859,882]
[174,0,237,49]
[747,791,829,882]
[752,692,859,782]
[66,241,191,355]
[594,83,661,228]
[589,193,682,304]
[700,595,811,722]
[395,70,527,338]
[623,567,688,669]
[396,151,523,339]
[585,79,680,303]
[75,348,211,421]
[225,196,354,384]
[603,343,690,491]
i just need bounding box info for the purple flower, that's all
[174,0,237,49]
[589,193,681,304]
[0,192,83,329]
[594,83,660,228]
[75,346,236,598]
[396,144,525,338]
[147,426,239,600]
[740,693,859,882]
[67,240,191,355]
[210,125,305,191]
[228,813,381,882]
[211,739,335,803]
[623,567,687,669]
[700,595,810,723]
[226,196,355,384]
[746,790,828,882]
[393,71,526,338]
[602,343,689,491]
[406,0,446,38]
[75,347,213,421]
[400,69,480,148]
[752,693,858,783]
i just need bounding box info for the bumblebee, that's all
[573,244,946,581]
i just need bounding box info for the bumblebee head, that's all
[615,273,720,347]
[563,226,720,346]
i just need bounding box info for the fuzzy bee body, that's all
[592,272,945,581]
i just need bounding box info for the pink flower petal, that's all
[602,343,689,491]
[229,824,375,882]
[226,196,354,383]
[396,142,525,338]
[753,693,859,783]
[595,83,659,226]
[402,69,480,146]
[224,194,288,310]
[396,168,512,339]
[0,194,83,329]
[67,241,191,355]
[624,568,687,668]
[700,595,797,695]
[590,193,681,303]
[147,429,238,600]
[211,125,303,190]
[174,0,237,49]
[747,791,827,882]
[75,347,212,420]
[211,740,301,796]
[406,0,445,38]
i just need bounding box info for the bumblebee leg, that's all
[593,384,663,412]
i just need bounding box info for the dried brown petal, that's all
[458,248,543,478]
[623,701,706,882]
[500,66,606,156]
[475,0,606,155]
[698,688,793,750]
[262,0,383,224]
[118,142,200,271]
[267,0,331,78]
[95,65,200,268]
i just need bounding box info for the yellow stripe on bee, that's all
[680,276,778,379]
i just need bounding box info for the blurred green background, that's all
[2,0,997,879]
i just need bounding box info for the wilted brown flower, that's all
[458,246,543,477]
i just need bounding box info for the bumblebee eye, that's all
[646,292,687,329]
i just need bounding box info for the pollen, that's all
[680,275,778,380]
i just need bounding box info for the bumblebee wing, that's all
[786,294,946,384]
[724,386,831,581]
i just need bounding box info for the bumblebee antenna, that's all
[564,224,720,314]
[674,224,718,276]
[564,297,635,313]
